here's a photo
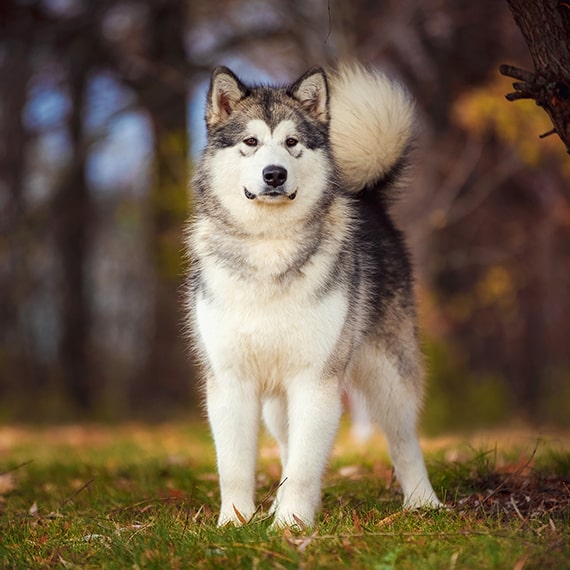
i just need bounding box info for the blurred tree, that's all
[109,0,192,412]
[0,2,35,396]
[0,2,103,411]
[52,9,97,410]
[0,0,195,415]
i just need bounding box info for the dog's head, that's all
[198,66,335,231]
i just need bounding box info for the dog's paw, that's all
[217,503,256,527]
[271,507,314,530]
[403,492,444,510]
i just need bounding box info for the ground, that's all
[0,420,569,569]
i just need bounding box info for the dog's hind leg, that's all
[207,375,261,526]
[263,395,289,469]
[356,343,442,509]
[262,396,288,514]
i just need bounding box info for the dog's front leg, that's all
[272,374,342,528]
[206,376,260,526]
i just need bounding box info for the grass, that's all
[0,421,569,569]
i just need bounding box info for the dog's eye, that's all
[243,137,258,147]
[286,137,298,148]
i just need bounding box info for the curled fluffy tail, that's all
[328,64,416,193]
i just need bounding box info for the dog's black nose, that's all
[262,165,287,188]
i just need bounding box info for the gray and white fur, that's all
[186,63,442,527]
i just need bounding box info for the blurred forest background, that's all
[1,0,569,429]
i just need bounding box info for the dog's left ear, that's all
[206,66,249,128]
[288,67,329,123]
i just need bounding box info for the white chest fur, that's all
[195,243,348,392]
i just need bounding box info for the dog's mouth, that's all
[244,188,297,201]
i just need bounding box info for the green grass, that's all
[1,422,569,569]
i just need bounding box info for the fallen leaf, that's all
[376,511,402,528]
[352,510,363,533]
[292,513,308,530]
[498,455,535,477]
[0,473,16,495]
[58,556,74,569]
[513,551,530,570]
[283,527,318,552]
[295,530,318,553]
[549,518,557,533]
[81,533,111,543]
[233,504,247,525]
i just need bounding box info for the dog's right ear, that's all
[206,67,249,128]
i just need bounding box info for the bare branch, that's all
[499,64,536,83]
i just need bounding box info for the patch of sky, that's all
[85,72,136,132]
[83,71,152,197]
[24,81,70,132]
[87,110,153,197]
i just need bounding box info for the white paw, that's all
[217,503,256,527]
[271,503,316,529]
[271,513,313,530]
[403,492,443,510]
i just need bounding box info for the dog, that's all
[185,63,442,528]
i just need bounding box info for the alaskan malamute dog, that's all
[186,64,442,527]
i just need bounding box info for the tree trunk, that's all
[0,7,33,393]
[501,0,570,152]
[129,0,192,414]
[54,39,94,411]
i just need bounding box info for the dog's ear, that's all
[288,67,329,123]
[206,67,249,128]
